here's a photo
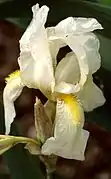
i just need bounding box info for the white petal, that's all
[78,77,106,112]
[42,95,89,160]
[18,51,54,99]
[54,17,103,36]
[72,33,101,74]
[66,36,89,86]
[19,4,55,98]
[49,39,66,70]
[55,82,80,94]
[47,27,66,69]
[55,52,80,84]
[20,4,49,51]
[65,33,101,85]
[3,76,24,134]
[47,18,102,86]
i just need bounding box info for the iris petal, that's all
[55,52,80,84]
[3,75,24,134]
[47,17,102,86]
[78,76,106,112]
[19,4,55,98]
[54,17,103,36]
[42,95,89,160]
[70,33,101,74]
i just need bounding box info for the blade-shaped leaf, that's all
[0,134,40,155]
[0,100,44,179]
[97,34,111,71]
[100,0,111,5]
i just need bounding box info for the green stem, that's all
[46,169,54,179]
[39,156,56,179]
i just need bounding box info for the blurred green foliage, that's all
[100,0,111,5]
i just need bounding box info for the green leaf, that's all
[0,100,44,179]
[0,134,40,155]
[97,34,111,71]
[100,0,111,5]
[0,0,12,4]
[6,18,30,30]
[3,144,43,179]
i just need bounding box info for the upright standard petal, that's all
[3,71,24,134]
[47,17,102,86]
[66,36,89,86]
[47,23,89,86]
[71,33,101,74]
[54,17,103,36]
[78,76,106,112]
[20,4,48,51]
[42,94,89,160]
[55,52,80,84]
[66,33,101,86]
[47,27,66,69]
[19,4,55,98]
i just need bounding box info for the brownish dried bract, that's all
[34,98,52,144]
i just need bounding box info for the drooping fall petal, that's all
[42,94,89,160]
[78,76,106,112]
[3,71,24,134]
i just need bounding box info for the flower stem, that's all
[39,156,56,179]
[46,169,54,179]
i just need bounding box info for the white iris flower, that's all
[3,3,105,160]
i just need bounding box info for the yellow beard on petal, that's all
[58,93,84,126]
[5,70,20,83]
